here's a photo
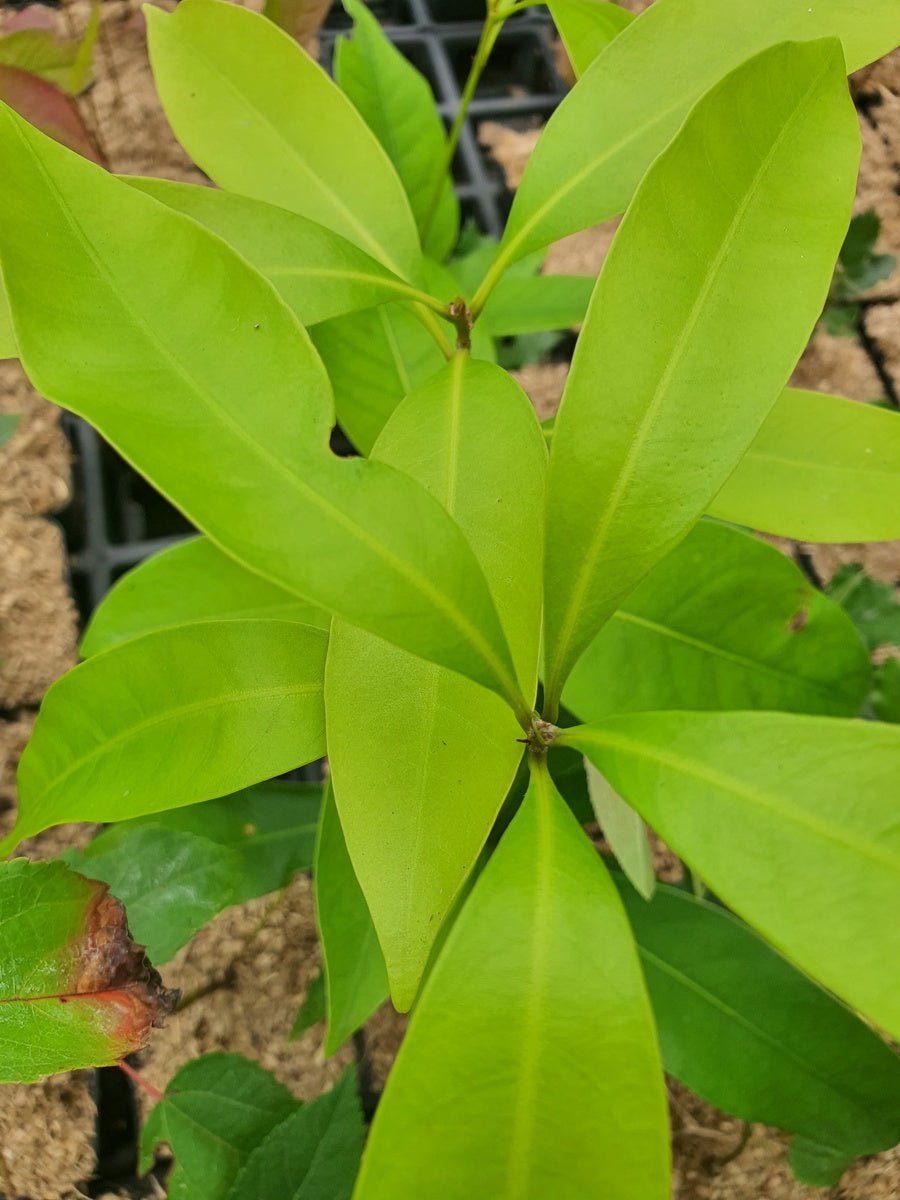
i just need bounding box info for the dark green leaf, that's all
[290,970,326,1039]
[228,1069,363,1200]
[618,881,900,1180]
[564,521,870,721]
[140,1053,299,1200]
[827,564,900,650]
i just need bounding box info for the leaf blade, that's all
[542,40,859,705]
[354,768,669,1200]
[564,711,900,1040]
[145,0,421,278]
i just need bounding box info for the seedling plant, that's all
[0,1,899,1197]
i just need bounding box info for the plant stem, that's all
[411,303,455,358]
[470,237,516,320]
[420,10,504,244]
[117,1057,163,1103]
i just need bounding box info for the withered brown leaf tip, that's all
[75,884,179,1044]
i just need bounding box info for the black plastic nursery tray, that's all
[61,0,567,619]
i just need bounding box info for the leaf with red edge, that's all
[0,65,102,163]
[0,858,176,1083]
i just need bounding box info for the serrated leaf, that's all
[125,177,432,328]
[228,1069,363,1200]
[354,768,669,1200]
[327,357,544,1008]
[0,859,175,1083]
[493,0,896,270]
[2,620,327,851]
[542,40,858,709]
[563,712,900,1040]
[710,390,900,542]
[479,272,593,336]
[335,0,458,262]
[140,1053,299,1200]
[618,881,900,1181]
[65,827,240,965]
[0,104,525,715]
[145,0,420,279]
[314,785,388,1056]
[564,520,870,721]
[81,536,327,657]
[585,761,655,899]
[548,0,634,78]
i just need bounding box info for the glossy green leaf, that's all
[126,178,435,328]
[827,564,900,652]
[479,273,593,336]
[335,0,458,262]
[585,761,654,899]
[0,106,524,714]
[564,521,870,721]
[145,0,421,278]
[354,767,669,1200]
[228,1069,363,1200]
[310,304,446,455]
[327,357,544,1009]
[81,536,327,657]
[710,390,900,541]
[290,969,326,1040]
[547,0,634,78]
[140,1053,299,1200]
[63,782,321,962]
[2,620,327,851]
[0,859,173,1083]
[494,0,896,271]
[314,785,388,1056]
[618,881,900,1180]
[114,781,322,903]
[563,712,900,1040]
[65,826,239,965]
[542,41,858,708]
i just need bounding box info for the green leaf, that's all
[0,8,99,96]
[354,767,669,1200]
[310,304,446,455]
[479,273,594,336]
[827,564,900,651]
[334,0,458,262]
[145,0,421,279]
[542,40,858,708]
[3,620,327,850]
[0,411,17,444]
[709,390,900,541]
[228,1069,363,1200]
[547,0,634,78]
[81,536,327,657]
[62,782,321,962]
[314,784,388,1056]
[140,1053,299,1200]
[125,177,433,328]
[563,711,900,1040]
[0,105,524,715]
[0,858,174,1083]
[115,781,322,903]
[585,761,655,899]
[873,658,900,723]
[326,357,544,1009]
[563,520,870,721]
[290,969,326,1039]
[618,881,900,1181]
[494,0,896,269]
[64,826,240,964]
